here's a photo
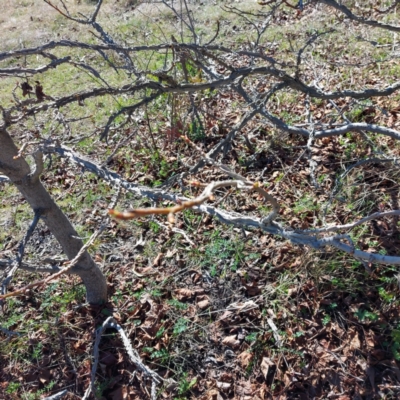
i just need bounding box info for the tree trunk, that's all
[0,127,107,304]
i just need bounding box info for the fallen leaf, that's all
[165,248,177,258]
[174,288,194,300]
[216,381,231,390]
[238,351,253,368]
[197,299,211,310]
[260,357,274,379]
[38,368,51,384]
[349,329,361,350]
[222,334,241,349]
[207,389,223,400]
[153,252,163,266]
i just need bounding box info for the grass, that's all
[1,0,400,399]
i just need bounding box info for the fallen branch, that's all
[42,390,69,400]
[82,316,166,400]
[42,144,400,266]
[0,259,61,274]
[0,227,103,300]
[1,208,44,296]
[304,210,400,234]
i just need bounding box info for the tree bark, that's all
[0,127,107,304]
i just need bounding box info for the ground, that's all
[1,1,400,399]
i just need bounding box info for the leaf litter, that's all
[1,2,400,400]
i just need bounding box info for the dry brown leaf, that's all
[165,248,177,258]
[238,351,253,368]
[35,81,46,101]
[216,381,231,390]
[222,334,241,349]
[226,300,258,312]
[235,380,255,397]
[349,329,361,350]
[21,81,32,96]
[197,299,211,309]
[207,389,223,400]
[153,252,163,266]
[174,288,194,300]
[260,357,274,379]
[38,368,51,384]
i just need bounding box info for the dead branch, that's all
[0,259,61,274]
[0,227,103,300]
[42,390,69,400]
[0,56,71,77]
[320,0,400,33]
[82,316,166,400]
[1,208,44,296]
[42,144,400,266]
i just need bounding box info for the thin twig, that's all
[83,316,166,400]
[0,227,104,300]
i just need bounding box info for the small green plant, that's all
[188,119,205,141]
[209,264,218,277]
[40,283,86,315]
[112,289,123,304]
[176,372,197,398]
[168,299,188,310]
[245,332,258,343]
[143,347,170,364]
[156,326,166,338]
[151,289,163,298]
[354,308,379,322]
[21,381,56,400]
[31,342,43,361]
[6,382,21,394]
[4,309,25,329]
[378,287,395,303]
[390,326,400,361]
[173,318,189,336]
[149,220,161,233]
[293,195,319,215]
[322,314,331,326]
[158,157,178,179]
[200,229,245,275]
[94,379,111,399]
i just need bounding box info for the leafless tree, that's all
[2,0,400,398]
[1,0,400,305]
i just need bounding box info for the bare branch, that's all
[0,226,103,300]
[0,259,61,274]
[236,85,400,141]
[41,144,400,266]
[83,316,165,400]
[0,325,22,338]
[42,390,69,400]
[304,210,400,234]
[320,0,400,33]
[1,208,44,296]
[0,56,71,77]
